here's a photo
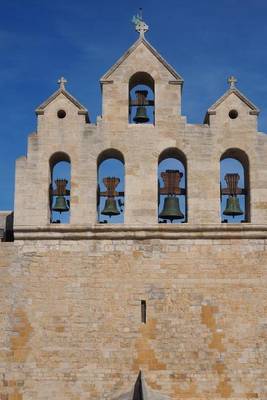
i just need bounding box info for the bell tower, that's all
[100,14,183,129]
[1,12,267,400]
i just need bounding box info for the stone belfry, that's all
[1,13,267,400]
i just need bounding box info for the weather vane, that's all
[132,8,149,37]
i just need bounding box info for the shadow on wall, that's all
[0,211,14,242]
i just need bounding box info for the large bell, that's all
[223,195,243,216]
[52,196,69,213]
[159,196,184,221]
[101,198,120,217]
[133,106,149,123]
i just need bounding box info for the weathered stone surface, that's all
[1,239,266,399]
[2,31,267,400]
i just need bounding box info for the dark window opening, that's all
[229,109,238,119]
[141,300,146,324]
[57,109,66,119]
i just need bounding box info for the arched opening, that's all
[49,152,71,224]
[97,149,125,223]
[158,148,187,223]
[220,148,250,223]
[129,72,155,124]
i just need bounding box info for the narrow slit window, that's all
[141,300,146,324]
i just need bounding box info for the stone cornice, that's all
[13,224,267,240]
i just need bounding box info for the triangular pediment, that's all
[205,87,259,122]
[101,37,183,84]
[35,87,89,120]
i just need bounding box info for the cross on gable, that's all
[228,75,237,89]
[136,21,149,37]
[57,76,67,90]
[132,9,149,37]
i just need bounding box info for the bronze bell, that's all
[159,196,184,221]
[133,106,149,123]
[101,198,120,217]
[52,196,69,213]
[223,195,243,216]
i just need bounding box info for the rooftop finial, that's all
[58,77,67,90]
[228,75,237,89]
[132,8,149,38]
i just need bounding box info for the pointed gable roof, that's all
[100,36,183,85]
[35,82,89,121]
[205,85,260,123]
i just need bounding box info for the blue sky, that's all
[0,0,267,211]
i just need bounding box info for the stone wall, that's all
[14,37,267,229]
[7,33,267,400]
[1,238,266,399]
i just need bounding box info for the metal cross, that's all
[57,76,67,90]
[228,75,237,89]
[132,9,149,37]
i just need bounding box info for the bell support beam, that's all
[52,189,70,196]
[160,188,186,196]
[221,188,246,195]
[129,99,154,106]
[100,191,125,197]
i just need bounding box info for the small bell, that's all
[223,195,243,216]
[159,196,184,222]
[101,198,120,217]
[52,196,69,213]
[133,106,149,123]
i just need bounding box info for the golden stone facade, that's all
[1,26,267,400]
